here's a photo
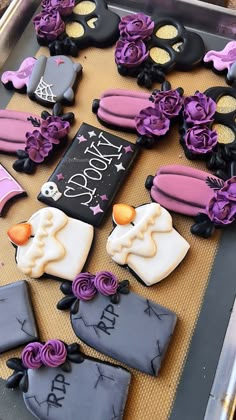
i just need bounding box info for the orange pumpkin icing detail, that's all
[113,204,136,225]
[7,223,32,246]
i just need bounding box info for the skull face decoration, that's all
[41,182,62,201]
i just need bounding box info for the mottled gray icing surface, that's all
[0,280,38,353]
[71,292,177,376]
[24,359,131,420]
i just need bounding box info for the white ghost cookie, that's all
[106,203,190,286]
[8,207,94,281]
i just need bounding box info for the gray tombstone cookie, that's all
[0,280,38,353]
[6,341,131,420]
[57,273,177,376]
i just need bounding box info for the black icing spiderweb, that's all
[35,77,56,103]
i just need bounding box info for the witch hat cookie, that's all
[106,203,190,286]
[57,271,177,376]
[6,340,131,420]
[8,207,94,281]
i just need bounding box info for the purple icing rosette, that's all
[154,90,183,119]
[40,116,70,144]
[25,130,53,163]
[184,125,218,154]
[93,271,119,296]
[135,106,170,137]
[220,177,236,201]
[33,10,65,42]
[115,39,149,68]
[72,272,97,301]
[119,13,154,41]
[22,342,43,369]
[207,191,236,225]
[41,0,75,16]
[41,340,67,367]
[184,92,216,125]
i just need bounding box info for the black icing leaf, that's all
[191,218,215,238]
[60,360,71,373]
[176,87,184,96]
[53,102,63,117]
[110,292,120,304]
[71,299,80,315]
[60,281,73,296]
[19,372,29,393]
[41,110,51,120]
[16,149,28,159]
[57,296,76,311]
[27,116,41,127]
[67,352,84,364]
[161,80,171,91]
[60,112,75,124]
[117,280,130,295]
[193,212,210,223]
[205,176,225,190]
[67,343,81,354]
[6,358,24,372]
[6,371,24,389]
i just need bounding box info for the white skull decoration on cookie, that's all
[41,182,62,201]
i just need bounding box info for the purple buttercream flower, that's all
[184,125,218,154]
[33,11,65,41]
[219,176,236,202]
[22,342,43,369]
[40,116,70,144]
[135,106,170,137]
[72,272,97,301]
[154,89,183,119]
[93,271,119,296]
[115,39,148,68]
[207,191,236,225]
[184,92,216,125]
[119,13,154,41]
[25,130,53,163]
[41,340,67,367]
[41,0,75,16]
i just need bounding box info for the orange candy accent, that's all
[113,204,136,225]
[7,223,32,246]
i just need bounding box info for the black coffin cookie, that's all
[58,276,177,376]
[0,281,38,353]
[38,123,138,227]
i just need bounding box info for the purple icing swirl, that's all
[184,125,218,154]
[115,39,148,68]
[72,272,97,301]
[207,191,236,225]
[93,271,119,296]
[41,0,75,16]
[184,92,216,125]
[41,340,67,367]
[25,130,53,163]
[135,106,170,137]
[154,90,183,119]
[40,116,70,144]
[220,177,236,201]
[119,13,154,41]
[22,342,43,369]
[33,11,65,41]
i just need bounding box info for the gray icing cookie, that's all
[27,55,82,106]
[0,281,38,353]
[57,274,177,376]
[6,342,131,420]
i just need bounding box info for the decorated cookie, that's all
[93,81,184,148]
[57,272,177,375]
[115,13,205,88]
[146,165,236,238]
[13,103,74,174]
[0,281,38,353]
[106,203,190,285]
[6,340,131,420]
[203,41,236,87]
[8,207,94,280]
[33,0,120,56]
[0,164,26,216]
[37,123,138,226]
[179,87,236,175]
[1,57,37,92]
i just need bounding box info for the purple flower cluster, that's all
[183,92,218,154]
[25,116,70,163]
[72,271,119,301]
[115,13,154,68]
[22,340,67,369]
[33,0,75,41]
[135,89,183,137]
[207,177,236,225]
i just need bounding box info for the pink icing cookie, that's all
[0,110,41,154]
[204,41,236,71]
[0,164,26,216]
[1,57,36,91]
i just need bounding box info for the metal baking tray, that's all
[0,1,235,419]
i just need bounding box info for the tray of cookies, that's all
[0,1,235,419]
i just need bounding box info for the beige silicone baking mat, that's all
[0,44,229,419]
